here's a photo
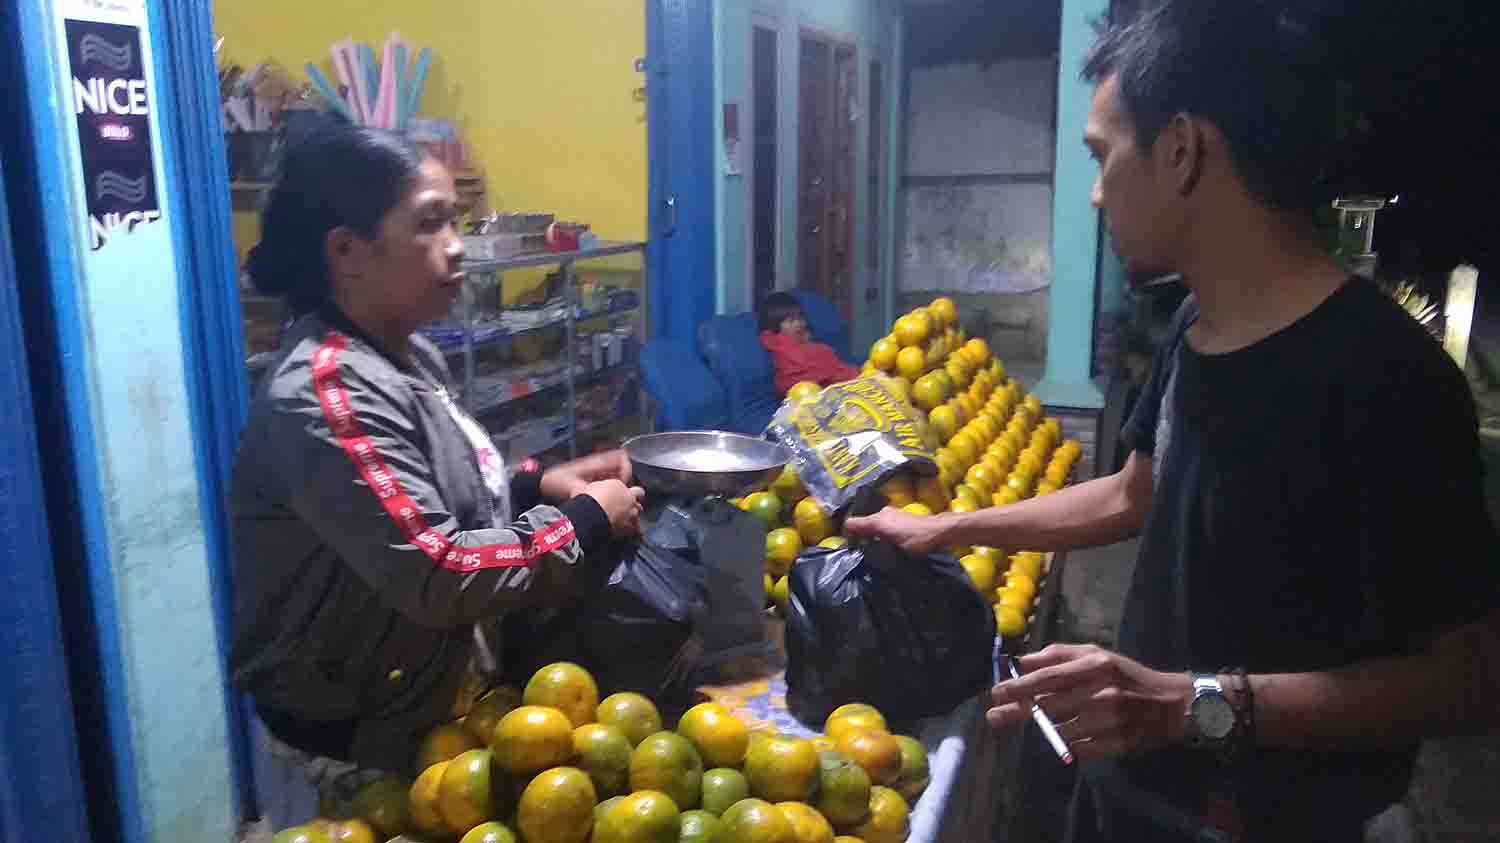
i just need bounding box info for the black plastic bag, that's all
[502,539,708,703]
[785,541,996,725]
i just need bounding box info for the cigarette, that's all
[994,637,1074,765]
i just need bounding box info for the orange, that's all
[834,838,867,843]
[771,466,809,505]
[409,761,452,837]
[868,337,900,372]
[597,692,663,747]
[1004,472,1033,498]
[573,723,633,799]
[772,576,790,615]
[834,729,902,786]
[744,492,784,527]
[928,369,955,402]
[524,663,599,728]
[928,296,957,328]
[352,777,411,839]
[794,498,834,546]
[766,528,803,578]
[992,487,1022,508]
[947,397,971,427]
[492,706,576,775]
[915,475,950,512]
[818,536,849,549]
[911,374,945,412]
[1002,572,1037,604]
[1023,393,1043,416]
[951,484,983,510]
[273,826,331,843]
[679,703,751,768]
[956,393,980,422]
[994,605,1027,638]
[997,588,1032,613]
[959,554,998,596]
[592,789,680,843]
[719,798,795,843]
[816,750,873,828]
[1044,463,1070,486]
[826,704,885,727]
[895,345,926,380]
[787,382,822,403]
[1010,551,1045,580]
[1035,481,1060,496]
[465,686,523,744]
[963,338,991,365]
[517,766,596,843]
[944,358,971,391]
[948,498,977,515]
[1016,450,1044,476]
[825,709,887,741]
[947,433,979,468]
[328,821,377,843]
[893,314,930,348]
[776,802,836,843]
[629,731,704,810]
[879,474,915,508]
[963,463,998,497]
[991,359,1007,381]
[679,809,724,843]
[971,545,1005,562]
[850,787,911,843]
[701,767,751,816]
[891,736,931,803]
[900,502,933,517]
[745,735,821,803]
[764,573,776,604]
[439,747,498,832]
[460,822,518,843]
[981,452,1009,480]
[417,722,484,773]
[927,405,958,442]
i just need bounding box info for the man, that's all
[846,3,1500,840]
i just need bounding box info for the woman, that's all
[229,126,644,825]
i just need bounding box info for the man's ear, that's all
[1157,113,1204,196]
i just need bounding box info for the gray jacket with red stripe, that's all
[229,309,611,773]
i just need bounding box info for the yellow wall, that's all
[213,0,646,278]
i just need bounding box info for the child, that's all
[758,292,859,394]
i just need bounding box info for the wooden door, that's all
[798,32,857,321]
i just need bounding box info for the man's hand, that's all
[842,507,949,555]
[540,449,634,502]
[988,643,1192,760]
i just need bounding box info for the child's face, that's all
[779,311,811,343]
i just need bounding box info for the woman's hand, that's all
[541,449,634,502]
[581,479,646,538]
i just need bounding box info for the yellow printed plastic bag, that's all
[765,375,937,514]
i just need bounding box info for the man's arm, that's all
[844,450,1154,555]
[987,609,1500,759]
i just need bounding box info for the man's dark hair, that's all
[1083,1,1340,211]
[758,292,804,334]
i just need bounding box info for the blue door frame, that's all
[647,0,717,345]
[0,148,93,843]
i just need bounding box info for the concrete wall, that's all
[899,58,1057,366]
[714,0,904,351]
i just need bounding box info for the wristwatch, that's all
[1185,673,1238,748]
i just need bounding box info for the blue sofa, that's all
[641,290,854,435]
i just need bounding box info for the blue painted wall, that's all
[1037,0,1107,409]
[714,0,904,354]
[4,0,239,839]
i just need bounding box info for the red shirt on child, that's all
[760,330,860,395]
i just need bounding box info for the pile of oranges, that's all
[735,298,1083,642]
[272,662,927,843]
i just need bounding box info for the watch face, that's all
[1193,694,1236,741]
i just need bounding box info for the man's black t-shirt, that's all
[1091,280,1499,840]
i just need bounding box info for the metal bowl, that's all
[625,431,791,499]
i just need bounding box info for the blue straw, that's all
[305,63,354,122]
[404,48,432,126]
